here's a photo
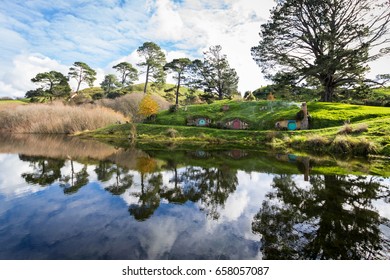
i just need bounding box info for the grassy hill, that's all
[151,100,390,130]
[87,100,390,157]
[79,83,204,104]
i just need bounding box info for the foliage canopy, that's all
[251,0,390,102]
[137,42,167,94]
[68,61,97,93]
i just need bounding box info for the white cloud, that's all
[146,0,185,41]
[0,53,69,98]
[142,0,275,91]
[1,0,389,98]
[0,154,44,199]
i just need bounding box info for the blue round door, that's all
[198,119,206,126]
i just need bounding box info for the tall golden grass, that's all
[0,103,129,134]
[96,93,170,122]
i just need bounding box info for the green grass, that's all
[151,100,390,130]
[83,100,390,157]
[372,87,390,96]
[79,83,204,104]
[152,100,303,130]
[0,99,29,105]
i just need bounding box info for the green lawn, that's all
[151,100,390,130]
[84,100,390,157]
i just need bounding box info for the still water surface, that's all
[0,134,389,259]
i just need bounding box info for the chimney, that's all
[301,102,309,130]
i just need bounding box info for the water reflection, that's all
[252,175,390,259]
[0,134,389,259]
[19,155,64,187]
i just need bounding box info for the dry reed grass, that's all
[96,93,170,122]
[0,103,129,134]
[338,122,369,134]
[330,135,377,156]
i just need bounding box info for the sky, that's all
[0,0,389,98]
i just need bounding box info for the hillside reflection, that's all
[0,134,389,259]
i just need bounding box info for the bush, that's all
[331,135,353,154]
[338,123,354,134]
[165,128,179,138]
[354,123,368,133]
[138,95,159,118]
[338,123,368,134]
[354,138,378,155]
[330,135,376,156]
[304,134,330,151]
[169,104,178,113]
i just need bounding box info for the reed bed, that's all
[0,103,129,134]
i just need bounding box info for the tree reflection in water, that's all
[19,155,64,187]
[126,155,238,221]
[252,175,390,259]
[95,162,134,196]
[128,157,162,221]
[178,165,238,220]
[59,160,89,195]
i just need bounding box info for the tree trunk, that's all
[143,65,150,94]
[321,76,334,102]
[76,81,81,93]
[175,73,181,106]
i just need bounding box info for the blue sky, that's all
[0,0,389,98]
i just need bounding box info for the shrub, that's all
[330,135,376,156]
[354,123,368,133]
[169,104,178,113]
[303,134,330,151]
[331,135,353,154]
[354,138,378,156]
[338,122,368,134]
[265,131,282,141]
[165,128,179,138]
[138,94,159,119]
[338,123,354,134]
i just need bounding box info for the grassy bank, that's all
[150,100,390,130]
[85,100,390,157]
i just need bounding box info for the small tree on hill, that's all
[138,95,159,119]
[137,42,166,93]
[113,62,138,86]
[189,45,239,100]
[28,71,71,101]
[68,62,97,93]
[164,58,192,107]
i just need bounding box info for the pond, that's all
[0,134,389,260]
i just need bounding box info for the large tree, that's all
[164,58,192,106]
[251,0,390,102]
[28,71,71,100]
[190,45,239,100]
[112,62,138,86]
[68,61,97,93]
[137,42,166,94]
